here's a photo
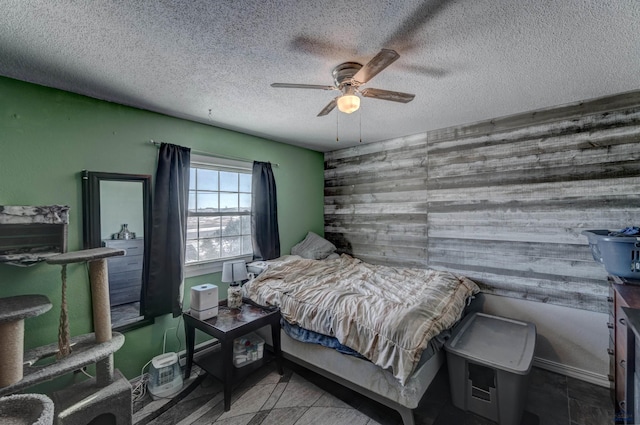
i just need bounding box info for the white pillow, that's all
[290,232,336,260]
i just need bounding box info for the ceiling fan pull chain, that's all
[336,109,339,142]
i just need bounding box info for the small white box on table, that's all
[190,284,218,320]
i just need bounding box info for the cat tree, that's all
[0,206,133,425]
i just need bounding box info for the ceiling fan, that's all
[271,49,415,117]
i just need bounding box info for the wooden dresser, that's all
[103,238,144,306]
[609,276,640,419]
[621,306,640,424]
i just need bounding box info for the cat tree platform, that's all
[0,332,125,397]
[0,393,54,425]
[45,247,125,265]
[53,369,131,425]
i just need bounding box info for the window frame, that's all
[185,154,253,278]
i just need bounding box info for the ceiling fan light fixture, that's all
[271,49,413,117]
[337,94,360,114]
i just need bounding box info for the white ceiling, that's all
[1,1,639,152]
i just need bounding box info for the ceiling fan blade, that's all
[360,88,415,103]
[398,63,449,78]
[290,36,356,60]
[384,0,453,52]
[352,49,400,84]
[317,98,337,117]
[271,83,336,90]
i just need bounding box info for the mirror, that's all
[82,170,153,331]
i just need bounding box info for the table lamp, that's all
[221,260,248,308]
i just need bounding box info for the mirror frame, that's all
[81,170,154,332]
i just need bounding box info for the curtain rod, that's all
[148,140,279,167]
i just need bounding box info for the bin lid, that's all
[444,312,536,375]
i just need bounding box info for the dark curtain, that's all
[251,161,280,260]
[143,143,190,318]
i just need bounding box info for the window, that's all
[186,156,252,270]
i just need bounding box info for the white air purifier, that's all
[147,352,183,400]
[190,283,218,320]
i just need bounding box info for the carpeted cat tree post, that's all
[0,295,52,387]
[0,295,56,425]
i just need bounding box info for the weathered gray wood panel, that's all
[325,90,640,313]
[324,133,428,267]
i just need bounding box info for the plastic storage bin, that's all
[444,313,536,425]
[233,332,265,368]
[582,230,640,279]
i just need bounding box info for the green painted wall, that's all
[0,76,324,392]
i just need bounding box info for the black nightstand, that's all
[183,299,283,411]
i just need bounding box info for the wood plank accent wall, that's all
[324,90,640,313]
[325,134,429,268]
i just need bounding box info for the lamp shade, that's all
[337,94,360,114]
[221,260,248,283]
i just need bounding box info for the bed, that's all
[242,239,480,425]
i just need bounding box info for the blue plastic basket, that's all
[582,230,640,279]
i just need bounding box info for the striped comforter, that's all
[243,254,479,385]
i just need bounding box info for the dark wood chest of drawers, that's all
[621,306,640,424]
[610,276,640,421]
[103,238,144,306]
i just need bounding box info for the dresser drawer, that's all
[104,238,144,255]
[109,269,142,306]
[617,313,629,352]
[110,284,142,306]
[609,335,615,382]
[609,284,615,308]
[609,311,615,337]
[107,255,143,273]
[103,238,144,307]
[109,269,142,286]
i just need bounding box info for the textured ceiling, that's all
[1,1,639,152]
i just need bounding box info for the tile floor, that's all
[133,359,614,425]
